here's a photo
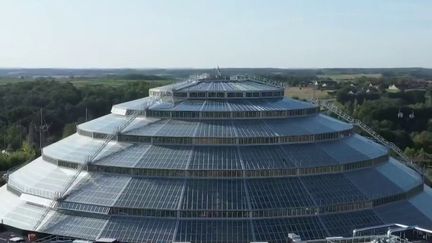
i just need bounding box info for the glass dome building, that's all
[1,76,432,243]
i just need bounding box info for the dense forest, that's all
[0,77,168,172]
[333,77,432,163]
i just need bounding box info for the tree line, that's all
[0,78,165,171]
[334,77,432,164]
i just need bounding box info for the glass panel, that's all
[281,143,336,168]
[254,217,327,241]
[135,145,192,169]
[124,119,169,136]
[65,174,130,206]
[77,114,126,134]
[42,212,107,240]
[95,144,150,167]
[115,178,184,209]
[375,200,432,229]
[234,120,276,137]
[377,158,422,190]
[203,100,230,111]
[181,179,248,210]
[58,201,110,215]
[301,174,367,206]
[189,146,242,170]
[346,168,403,199]
[247,178,315,209]
[175,220,253,243]
[241,145,295,169]
[321,210,383,237]
[43,133,126,164]
[100,216,176,243]
[8,157,75,199]
[155,120,198,137]
[196,120,236,137]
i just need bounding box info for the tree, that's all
[413,131,432,153]
[5,125,25,150]
[62,123,77,138]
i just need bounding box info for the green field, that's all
[318,73,382,82]
[285,86,331,100]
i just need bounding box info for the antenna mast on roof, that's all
[216,66,222,78]
[39,108,50,150]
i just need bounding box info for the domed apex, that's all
[149,74,286,102]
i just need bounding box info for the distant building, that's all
[388,84,401,92]
[0,76,431,242]
[319,80,337,89]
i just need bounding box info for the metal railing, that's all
[171,78,200,91]
[33,233,75,242]
[7,177,61,199]
[311,98,430,185]
[244,75,288,89]
[3,158,34,182]
[312,234,411,243]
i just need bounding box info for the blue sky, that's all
[0,0,431,68]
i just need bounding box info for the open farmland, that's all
[318,73,382,82]
[284,86,331,100]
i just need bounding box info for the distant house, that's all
[387,84,400,92]
[320,80,337,89]
[311,80,336,90]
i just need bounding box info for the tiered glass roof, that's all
[0,77,432,243]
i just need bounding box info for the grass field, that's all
[318,73,382,82]
[285,86,331,100]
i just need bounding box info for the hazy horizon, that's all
[1,67,431,70]
[1,66,432,69]
[1,0,431,69]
